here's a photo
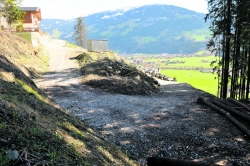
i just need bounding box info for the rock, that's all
[6,149,19,161]
[153,80,158,84]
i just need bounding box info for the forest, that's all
[206,0,250,99]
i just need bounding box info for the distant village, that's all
[125,52,214,70]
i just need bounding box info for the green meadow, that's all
[160,70,219,96]
[130,52,220,95]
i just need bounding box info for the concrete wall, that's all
[0,12,10,28]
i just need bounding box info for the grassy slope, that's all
[0,31,136,166]
[15,32,32,43]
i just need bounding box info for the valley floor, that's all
[35,39,250,165]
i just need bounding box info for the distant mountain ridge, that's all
[40,5,210,54]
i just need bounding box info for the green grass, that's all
[131,54,219,95]
[16,79,44,101]
[195,50,210,55]
[161,70,219,95]
[133,36,157,44]
[192,35,207,41]
[15,32,32,43]
[121,27,134,36]
[181,29,210,41]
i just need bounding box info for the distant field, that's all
[195,50,209,55]
[131,54,220,95]
[160,70,219,96]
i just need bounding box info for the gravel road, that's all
[35,39,250,166]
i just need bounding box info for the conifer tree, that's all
[207,0,250,99]
[73,17,88,48]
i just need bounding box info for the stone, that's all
[6,149,19,161]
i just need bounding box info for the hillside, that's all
[40,4,210,54]
[0,31,136,165]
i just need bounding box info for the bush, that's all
[16,25,23,32]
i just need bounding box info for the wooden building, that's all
[0,7,42,32]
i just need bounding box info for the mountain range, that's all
[40,5,210,54]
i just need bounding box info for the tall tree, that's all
[207,0,250,99]
[73,17,88,48]
[222,0,232,99]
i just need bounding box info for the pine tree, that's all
[73,17,88,48]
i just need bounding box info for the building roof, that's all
[0,7,40,12]
[88,39,108,41]
[19,7,40,12]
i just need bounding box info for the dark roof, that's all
[89,39,108,41]
[19,7,40,12]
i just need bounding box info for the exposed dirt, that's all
[36,39,250,166]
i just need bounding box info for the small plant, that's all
[0,152,8,166]
[16,24,24,32]
[173,76,177,81]
[0,122,6,130]
[74,151,82,158]
[29,126,43,135]
[48,151,56,163]
[55,133,62,140]
[12,111,20,118]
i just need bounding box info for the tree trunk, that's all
[246,44,250,99]
[227,97,250,113]
[212,100,250,122]
[197,97,250,137]
[222,0,231,99]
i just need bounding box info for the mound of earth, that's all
[76,52,160,95]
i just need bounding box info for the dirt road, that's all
[35,39,83,89]
[35,39,250,166]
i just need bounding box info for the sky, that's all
[21,0,208,19]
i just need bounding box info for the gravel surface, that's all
[35,39,250,166]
